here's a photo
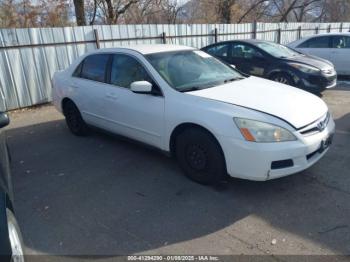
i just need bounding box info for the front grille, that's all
[300,112,330,136]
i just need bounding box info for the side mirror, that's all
[130,81,153,94]
[0,112,9,128]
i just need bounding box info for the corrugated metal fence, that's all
[0,22,349,111]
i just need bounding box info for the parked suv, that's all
[202,39,337,93]
[0,110,25,262]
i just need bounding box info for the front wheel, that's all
[175,128,227,185]
[271,73,295,86]
[6,208,25,262]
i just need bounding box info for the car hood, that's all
[285,54,333,70]
[188,76,328,129]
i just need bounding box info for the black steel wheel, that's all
[175,128,226,185]
[63,100,88,136]
[271,73,295,86]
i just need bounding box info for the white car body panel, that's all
[52,45,335,181]
[288,33,350,75]
[188,76,328,129]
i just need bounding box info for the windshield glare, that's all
[257,42,300,58]
[146,50,244,92]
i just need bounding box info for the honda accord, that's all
[52,45,335,185]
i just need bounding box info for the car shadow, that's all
[6,117,350,257]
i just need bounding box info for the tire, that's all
[271,73,295,86]
[6,208,25,262]
[175,128,226,185]
[63,100,89,136]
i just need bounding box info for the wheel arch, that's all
[61,97,75,114]
[169,122,224,158]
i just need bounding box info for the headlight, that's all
[289,63,320,74]
[234,118,297,143]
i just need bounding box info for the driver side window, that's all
[231,44,263,59]
[331,36,350,49]
[110,54,152,89]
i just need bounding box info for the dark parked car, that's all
[201,39,337,93]
[0,111,24,262]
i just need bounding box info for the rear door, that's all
[296,36,332,61]
[70,54,112,129]
[330,35,350,75]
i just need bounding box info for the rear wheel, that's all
[6,208,24,262]
[175,128,226,185]
[63,100,88,136]
[271,73,295,86]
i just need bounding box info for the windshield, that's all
[256,42,300,58]
[146,50,244,92]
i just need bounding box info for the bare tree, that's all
[73,0,86,25]
[321,0,350,22]
[216,0,237,23]
[0,0,18,27]
[97,0,138,24]
[236,0,268,23]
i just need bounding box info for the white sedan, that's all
[52,45,335,185]
[288,33,350,75]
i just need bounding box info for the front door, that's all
[103,54,165,149]
[297,36,332,63]
[230,43,267,77]
[330,35,350,75]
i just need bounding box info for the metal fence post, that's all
[328,24,331,33]
[252,21,257,39]
[162,32,167,44]
[277,28,281,44]
[214,28,218,43]
[315,26,319,34]
[297,26,302,39]
[94,29,100,49]
[340,23,343,32]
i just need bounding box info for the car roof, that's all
[91,44,195,55]
[288,32,350,46]
[306,32,350,37]
[204,39,277,48]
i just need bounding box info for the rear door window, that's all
[298,36,331,48]
[79,54,110,82]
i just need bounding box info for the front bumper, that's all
[300,73,337,92]
[219,117,335,181]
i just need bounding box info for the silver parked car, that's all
[288,33,350,75]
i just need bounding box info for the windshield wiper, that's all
[224,77,245,83]
[179,86,201,92]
